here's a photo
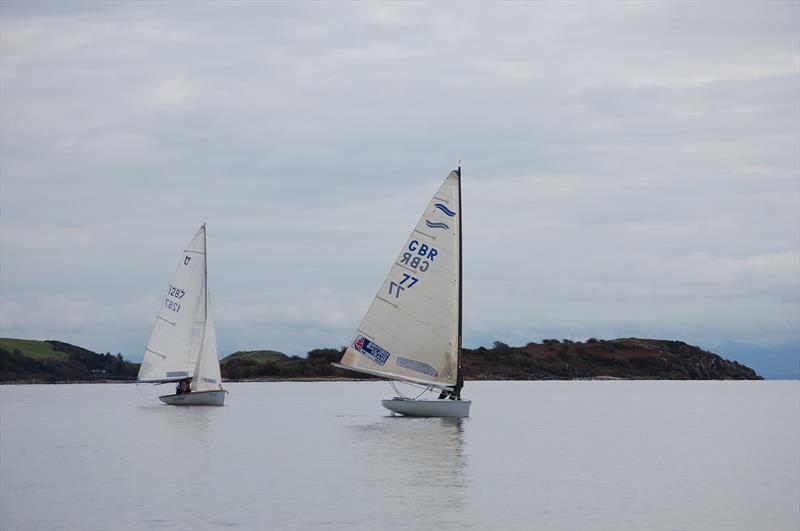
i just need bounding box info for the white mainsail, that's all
[337,170,461,389]
[138,226,209,383]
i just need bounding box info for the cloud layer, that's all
[1,1,798,359]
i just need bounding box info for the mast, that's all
[455,165,464,399]
[203,223,208,323]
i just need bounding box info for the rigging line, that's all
[390,380,432,400]
[135,382,160,403]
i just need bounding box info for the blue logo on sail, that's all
[434,203,456,217]
[354,335,390,366]
[425,220,450,230]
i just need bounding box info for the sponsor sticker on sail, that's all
[354,335,391,366]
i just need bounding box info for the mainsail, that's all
[138,226,209,383]
[336,170,461,389]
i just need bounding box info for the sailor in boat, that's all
[438,369,463,400]
[175,379,191,395]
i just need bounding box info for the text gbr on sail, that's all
[399,240,438,272]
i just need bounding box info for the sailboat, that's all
[137,224,227,406]
[334,167,471,418]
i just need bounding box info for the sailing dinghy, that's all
[137,224,227,406]
[335,167,471,417]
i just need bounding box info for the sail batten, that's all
[337,170,461,387]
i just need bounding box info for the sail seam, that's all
[393,262,416,273]
[145,348,166,359]
[157,316,176,326]
[361,318,427,356]
[362,307,453,354]
[375,296,398,308]
[412,229,437,240]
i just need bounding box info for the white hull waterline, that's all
[382,397,471,418]
[159,389,226,406]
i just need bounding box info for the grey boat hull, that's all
[382,397,471,418]
[159,389,226,406]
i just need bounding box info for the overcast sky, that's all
[1,1,798,361]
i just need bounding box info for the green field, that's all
[0,338,67,359]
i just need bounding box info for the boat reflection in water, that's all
[345,412,469,528]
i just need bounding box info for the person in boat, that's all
[438,369,464,400]
[176,379,191,395]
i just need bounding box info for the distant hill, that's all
[462,338,762,380]
[0,338,139,382]
[220,348,360,380]
[1,337,763,382]
[220,339,761,381]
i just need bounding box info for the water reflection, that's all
[135,386,218,449]
[347,414,470,527]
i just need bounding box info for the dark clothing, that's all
[439,369,464,400]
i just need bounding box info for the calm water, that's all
[1,381,798,531]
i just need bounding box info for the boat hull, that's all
[159,390,226,406]
[382,397,471,418]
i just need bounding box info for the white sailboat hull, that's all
[159,390,226,406]
[382,397,471,418]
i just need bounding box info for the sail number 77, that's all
[389,273,419,299]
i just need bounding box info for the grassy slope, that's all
[0,337,140,382]
[0,338,67,359]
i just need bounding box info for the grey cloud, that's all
[1,1,797,359]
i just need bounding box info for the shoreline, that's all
[0,377,372,385]
[3,376,788,385]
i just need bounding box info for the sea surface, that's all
[1,381,798,531]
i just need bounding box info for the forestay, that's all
[337,171,461,389]
[138,227,207,383]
